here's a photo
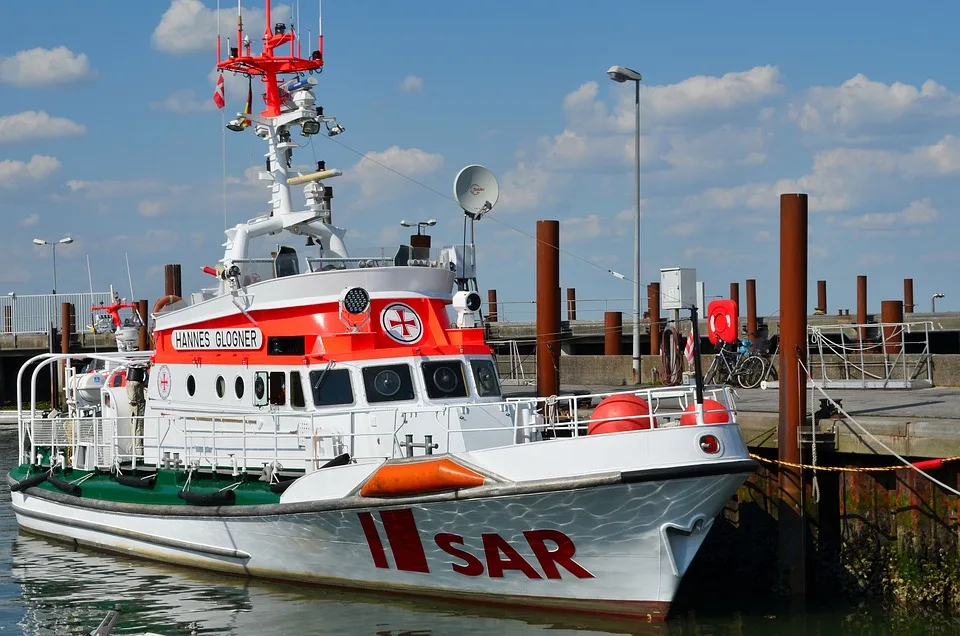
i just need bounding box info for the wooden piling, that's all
[486,290,498,323]
[881,300,905,354]
[778,193,808,598]
[566,288,577,321]
[137,299,149,351]
[536,220,560,398]
[857,275,868,341]
[648,282,660,355]
[904,279,915,314]
[604,311,622,356]
[746,279,757,342]
[817,280,827,314]
[730,282,740,309]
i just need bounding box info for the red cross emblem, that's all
[380,302,423,344]
[156,365,172,399]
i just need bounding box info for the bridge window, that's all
[362,364,415,404]
[421,361,468,399]
[290,371,306,408]
[268,336,305,356]
[470,359,501,397]
[309,368,354,407]
[269,371,286,406]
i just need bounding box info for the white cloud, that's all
[150,89,217,114]
[498,163,557,210]
[790,73,960,134]
[665,221,698,237]
[0,111,86,144]
[64,178,167,199]
[838,198,938,230]
[0,46,95,86]
[137,200,166,217]
[20,213,39,227]
[0,155,60,189]
[685,135,960,215]
[560,214,603,242]
[400,75,423,93]
[346,146,443,200]
[153,0,292,55]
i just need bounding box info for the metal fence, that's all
[492,298,633,322]
[0,292,115,335]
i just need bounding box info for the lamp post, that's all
[32,237,73,294]
[932,293,945,313]
[607,65,642,384]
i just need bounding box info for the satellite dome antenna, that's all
[452,165,500,293]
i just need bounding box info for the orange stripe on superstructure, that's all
[359,458,486,497]
[152,296,491,366]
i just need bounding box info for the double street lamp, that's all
[607,65,642,384]
[32,237,73,294]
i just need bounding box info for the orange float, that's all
[679,399,732,426]
[359,457,485,497]
[707,299,739,345]
[587,394,657,435]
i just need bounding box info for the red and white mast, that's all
[212,0,349,286]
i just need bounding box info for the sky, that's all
[2,0,959,324]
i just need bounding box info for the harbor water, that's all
[2,428,959,636]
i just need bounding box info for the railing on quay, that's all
[0,292,115,335]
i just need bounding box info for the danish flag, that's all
[684,330,695,367]
[213,74,225,109]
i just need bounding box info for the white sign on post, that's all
[171,328,263,350]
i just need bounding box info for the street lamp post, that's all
[32,237,73,294]
[932,293,945,313]
[607,65,642,384]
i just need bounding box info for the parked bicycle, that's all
[703,331,777,389]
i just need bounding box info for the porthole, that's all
[216,375,225,399]
[373,370,402,397]
[235,376,245,399]
[186,374,196,397]
[254,374,266,401]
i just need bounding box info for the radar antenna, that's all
[452,165,500,293]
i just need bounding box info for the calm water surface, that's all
[2,428,959,635]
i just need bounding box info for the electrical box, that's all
[659,267,697,310]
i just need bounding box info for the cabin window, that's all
[290,371,306,408]
[362,364,415,404]
[470,359,501,397]
[235,376,245,399]
[268,336,305,356]
[309,368,354,407]
[421,361,468,399]
[269,371,286,405]
[215,375,225,399]
[186,374,196,397]
[253,372,268,406]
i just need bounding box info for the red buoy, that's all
[679,398,731,426]
[588,394,657,435]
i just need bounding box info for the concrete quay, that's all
[502,383,960,461]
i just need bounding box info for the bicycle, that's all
[704,338,769,389]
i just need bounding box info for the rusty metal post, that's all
[137,299,149,351]
[881,300,904,354]
[816,280,827,314]
[903,279,914,314]
[746,279,757,342]
[164,264,175,297]
[566,288,577,321]
[647,282,660,356]
[604,311,622,356]
[778,193,808,598]
[856,275,867,341]
[3,305,10,333]
[730,282,740,309]
[58,302,73,412]
[486,290,498,323]
[536,220,561,398]
[172,264,182,298]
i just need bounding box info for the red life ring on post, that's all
[152,295,182,314]
[707,299,739,345]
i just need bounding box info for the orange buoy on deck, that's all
[359,457,485,497]
[679,399,732,426]
[587,394,657,435]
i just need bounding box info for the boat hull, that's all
[9,464,753,621]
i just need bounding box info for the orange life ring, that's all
[707,299,739,345]
[153,294,182,314]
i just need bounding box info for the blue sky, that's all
[2,0,959,323]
